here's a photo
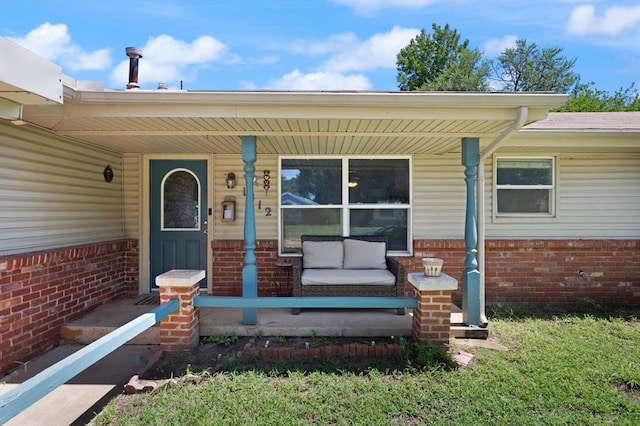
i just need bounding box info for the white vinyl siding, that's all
[0,122,124,255]
[412,154,466,238]
[122,153,141,238]
[412,153,640,240]
[214,154,278,240]
[485,153,640,238]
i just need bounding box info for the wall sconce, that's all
[225,172,236,189]
[103,165,114,182]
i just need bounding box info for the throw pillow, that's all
[302,241,344,269]
[342,239,387,269]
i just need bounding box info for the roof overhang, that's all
[16,87,568,155]
[0,38,63,106]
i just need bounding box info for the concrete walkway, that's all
[0,344,158,426]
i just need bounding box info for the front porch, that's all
[60,296,484,345]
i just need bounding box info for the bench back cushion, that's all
[302,241,344,269]
[343,238,387,269]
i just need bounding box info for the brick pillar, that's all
[156,269,205,351]
[412,290,453,346]
[408,272,458,347]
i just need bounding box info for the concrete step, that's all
[60,324,159,345]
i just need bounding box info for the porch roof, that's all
[18,86,567,155]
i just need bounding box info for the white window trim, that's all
[492,156,559,222]
[278,155,413,256]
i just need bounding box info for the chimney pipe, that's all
[125,47,143,90]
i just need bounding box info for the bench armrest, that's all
[386,256,406,296]
[292,257,303,297]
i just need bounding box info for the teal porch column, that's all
[461,137,483,327]
[242,136,258,325]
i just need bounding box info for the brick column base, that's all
[412,290,452,346]
[408,272,458,347]
[156,270,205,351]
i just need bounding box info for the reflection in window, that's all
[280,157,411,254]
[281,208,341,254]
[495,158,554,216]
[281,159,342,205]
[350,209,408,251]
[349,159,409,204]
[163,170,200,229]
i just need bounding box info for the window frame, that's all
[492,156,558,221]
[160,168,202,231]
[278,155,413,256]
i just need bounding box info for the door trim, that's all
[140,154,213,294]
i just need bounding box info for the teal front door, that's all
[150,160,208,290]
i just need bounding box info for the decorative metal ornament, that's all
[103,165,114,182]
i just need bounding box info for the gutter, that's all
[476,105,529,327]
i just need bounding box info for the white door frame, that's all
[140,154,214,293]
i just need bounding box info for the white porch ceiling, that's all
[18,90,568,155]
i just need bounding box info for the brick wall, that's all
[407,239,640,310]
[213,238,639,311]
[0,239,138,376]
[212,240,292,297]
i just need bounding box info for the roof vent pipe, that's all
[125,47,143,90]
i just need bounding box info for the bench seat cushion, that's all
[301,269,396,286]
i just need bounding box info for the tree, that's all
[396,24,490,91]
[555,81,640,112]
[494,39,578,93]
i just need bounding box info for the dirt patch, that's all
[141,335,435,379]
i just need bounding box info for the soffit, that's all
[19,90,567,155]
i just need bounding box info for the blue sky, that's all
[2,0,639,93]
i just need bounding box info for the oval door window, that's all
[161,169,201,230]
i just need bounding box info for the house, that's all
[1,38,638,375]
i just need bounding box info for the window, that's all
[494,157,555,217]
[280,157,411,254]
[161,169,200,230]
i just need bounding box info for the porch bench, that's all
[292,235,406,315]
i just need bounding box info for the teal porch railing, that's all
[194,295,418,310]
[0,298,180,424]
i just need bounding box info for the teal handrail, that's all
[0,298,179,424]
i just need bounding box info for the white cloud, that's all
[322,26,420,73]
[482,35,518,56]
[110,34,229,89]
[8,22,111,71]
[143,34,226,64]
[266,69,372,90]
[258,55,280,65]
[567,4,640,36]
[289,33,359,56]
[332,0,440,16]
[260,26,416,90]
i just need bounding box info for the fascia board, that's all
[0,38,63,105]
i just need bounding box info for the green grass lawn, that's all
[92,313,639,425]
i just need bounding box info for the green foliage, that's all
[493,38,579,92]
[396,23,490,91]
[555,81,640,111]
[202,332,240,346]
[93,316,640,425]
